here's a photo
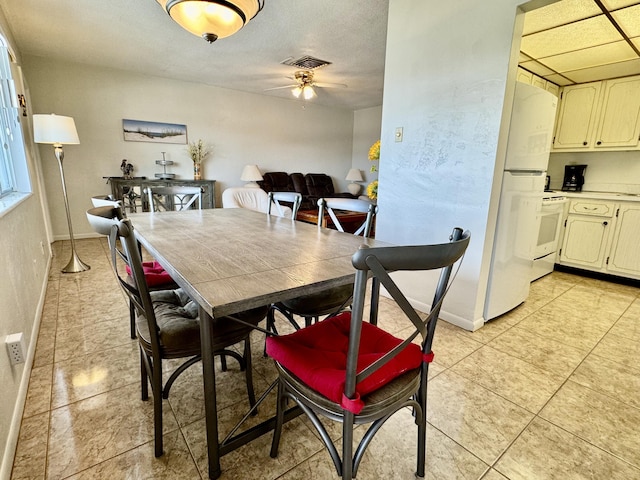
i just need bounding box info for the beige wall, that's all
[377,0,528,330]
[0,13,52,479]
[22,56,360,239]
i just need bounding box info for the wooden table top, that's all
[128,208,387,318]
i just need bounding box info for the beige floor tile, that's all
[488,324,588,377]
[495,417,640,479]
[427,323,483,368]
[481,469,509,480]
[590,330,640,372]
[51,342,139,408]
[540,380,640,468]
[427,371,533,464]
[570,352,640,409]
[53,315,131,363]
[66,430,202,480]
[10,412,49,480]
[46,383,179,479]
[22,364,53,419]
[450,346,565,413]
[609,298,640,341]
[455,315,515,344]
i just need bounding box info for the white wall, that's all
[378,0,527,330]
[0,13,52,479]
[549,150,640,194]
[22,56,358,239]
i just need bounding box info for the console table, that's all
[106,177,216,213]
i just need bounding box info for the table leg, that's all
[199,306,222,479]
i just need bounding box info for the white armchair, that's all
[222,187,292,217]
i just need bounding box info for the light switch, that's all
[395,127,403,142]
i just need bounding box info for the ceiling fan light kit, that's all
[156,0,264,43]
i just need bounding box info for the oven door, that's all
[535,199,566,259]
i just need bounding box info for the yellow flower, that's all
[368,140,380,161]
[367,180,378,200]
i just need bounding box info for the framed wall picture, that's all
[123,119,187,144]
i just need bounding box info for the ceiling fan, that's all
[264,70,347,100]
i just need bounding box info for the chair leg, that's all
[270,379,286,458]
[220,353,227,371]
[342,411,355,480]
[416,370,428,479]
[152,356,164,457]
[140,348,149,401]
[129,300,136,339]
[244,338,257,413]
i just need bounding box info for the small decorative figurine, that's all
[120,159,134,179]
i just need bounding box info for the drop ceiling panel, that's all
[519,60,556,76]
[544,73,575,86]
[601,0,640,11]
[611,4,640,36]
[521,15,624,58]
[562,58,640,83]
[540,40,637,72]
[522,0,602,36]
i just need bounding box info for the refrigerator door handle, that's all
[506,170,545,176]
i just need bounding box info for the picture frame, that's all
[122,119,187,144]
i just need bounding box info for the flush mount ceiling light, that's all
[156,0,264,43]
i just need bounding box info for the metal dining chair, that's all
[268,191,302,219]
[86,205,268,457]
[267,227,470,479]
[266,197,378,335]
[146,185,203,211]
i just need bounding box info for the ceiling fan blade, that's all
[263,84,298,92]
[314,82,348,89]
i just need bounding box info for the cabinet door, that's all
[517,68,533,84]
[560,214,611,269]
[606,204,640,278]
[553,82,602,150]
[545,82,560,98]
[593,77,640,149]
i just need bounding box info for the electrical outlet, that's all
[6,333,25,365]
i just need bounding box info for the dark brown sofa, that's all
[258,172,355,211]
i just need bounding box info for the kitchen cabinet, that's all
[559,199,613,270]
[516,68,560,97]
[552,75,640,151]
[552,82,602,150]
[606,203,640,278]
[558,197,640,280]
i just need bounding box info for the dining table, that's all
[128,207,386,479]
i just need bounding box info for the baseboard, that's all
[0,254,51,480]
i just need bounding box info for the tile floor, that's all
[10,238,640,479]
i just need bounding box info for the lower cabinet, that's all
[559,199,640,280]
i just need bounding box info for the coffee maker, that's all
[562,164,587,191]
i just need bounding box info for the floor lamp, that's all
[33,114,90,273]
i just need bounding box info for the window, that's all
[0,36,31,209]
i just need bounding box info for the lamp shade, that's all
[241,164,263,182]
[33,114,80,145]
[157,0,264,43]
[345,168,363,182]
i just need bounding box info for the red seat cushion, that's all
[126,261,173,287]
[266,311,422,411]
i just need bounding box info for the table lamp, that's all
[345,168,364,196]
[33,113,90,273]
[241,164,263,188]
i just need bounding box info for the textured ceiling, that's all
[520,0,640,86]
[0,0,389,111]
[4,1,638,110]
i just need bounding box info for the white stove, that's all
[532,192,567,281]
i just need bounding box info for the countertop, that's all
[549,191,640,202]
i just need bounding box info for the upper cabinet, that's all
[516,67,560,98]
[552,75,640,152]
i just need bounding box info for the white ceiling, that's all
[3,1,640,111]
[520,0,640,86]
[0,0,389,111]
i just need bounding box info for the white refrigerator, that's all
[484,82,558,321]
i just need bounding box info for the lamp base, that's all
[62,251,90,273]
[244,182,260,188]
[347,183,362,196]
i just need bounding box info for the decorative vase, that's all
[193,163,202,180]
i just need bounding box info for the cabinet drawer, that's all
[568,199,615,217]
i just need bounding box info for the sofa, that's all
[258,172,355,211]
